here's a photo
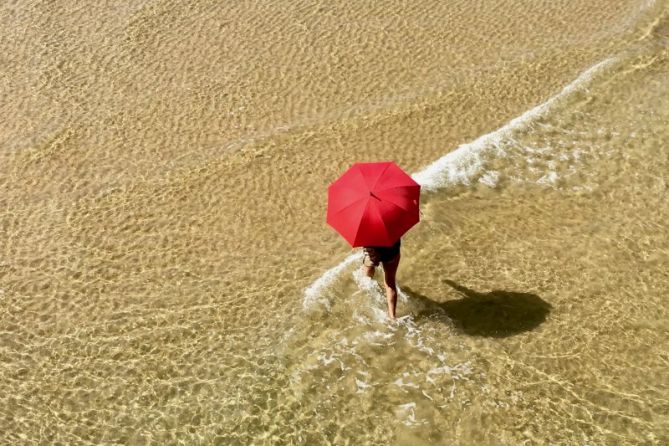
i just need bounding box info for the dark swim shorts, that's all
[362,239,401,267]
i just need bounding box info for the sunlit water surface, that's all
[1,1,668,444]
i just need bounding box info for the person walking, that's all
[326,162,419,319]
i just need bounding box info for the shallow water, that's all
[1,1,668,445]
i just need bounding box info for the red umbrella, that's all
[327,161,421,247]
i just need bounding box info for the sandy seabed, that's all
[1,1,668,444]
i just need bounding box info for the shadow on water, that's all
[403,280,552,338]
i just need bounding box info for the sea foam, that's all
[412,58,615,190]
[303,252,362,309]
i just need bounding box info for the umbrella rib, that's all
[370,162,393,191]
[359,199,391,246]
[332,195,369,216]
[376,192,416,212]
[375,200,392,244]
[352,200,371,247]
[385,198,410,214]
[373,183,420,193]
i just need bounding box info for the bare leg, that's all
[362,249,377,278]
[381,254,400,319]
[363,264,375,278]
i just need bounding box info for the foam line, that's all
[303,252,362,309]
[303,57,615,308]
[413,57,616,190]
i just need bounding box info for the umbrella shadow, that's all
[403,280,552,338]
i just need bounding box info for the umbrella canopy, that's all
[327,161,421,247]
